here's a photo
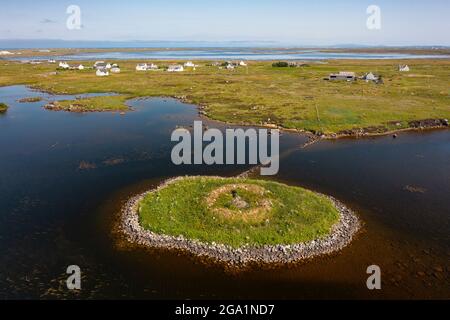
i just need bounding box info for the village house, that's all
[0,50,14,55]
[362,72,378,81]
[184,61,195,67]
[96,68,109,77]
[58,61,70,69]
[94,61,105,68]
[167,65,184,72]
[136,63,148,71]
[77,64,85,70]
[239,60,247,66]
[327,71,356,81]
[361,72,383,84]
[226,64,235,70]
[110,66,121,73]
[94,61,111,69]
[399,64,410,72]
[147,63,158,70]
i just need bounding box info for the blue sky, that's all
[0,0,449,45]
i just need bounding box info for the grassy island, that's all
[44,95,129,112]
[137,176,340,247]
[0,103,8,113]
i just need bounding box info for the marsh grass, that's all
[0,59,449,133]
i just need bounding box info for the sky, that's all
[0,0,449,46]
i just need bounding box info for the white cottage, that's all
[77,64,85,70]
[167,65,184,72]
[94,61,104,68]
[239,60,247,66]
[399,65,410,72]
[59,61,70,69]
[184,61,195,67]
[136,63,148,71]
[110,67,121,73]
[363,72,379,81]
[96,68,109,77]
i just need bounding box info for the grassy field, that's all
[0,58,448,134]
[0,102,8,112]
[138,176,340,247]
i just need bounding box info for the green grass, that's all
[0,102,8,112]
[0,59,449,133]
[138,176,340,247]
[56,95,130,112]
[18,97,42,103]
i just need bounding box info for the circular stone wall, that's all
[120,176,361,266]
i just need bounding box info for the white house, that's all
[399,65,410,72]
[105,63,112,69]
[59,61,70,69]
[167,65,184,72]
[0,50,14,55]
[110,67,121,73]
[94,61,105,68]
[184,61,195,67]
[328,71,356,81]
[136,63,148,71]
[77,64,85,70]
[147,63,158,70]
[48,59,56,64]
[363,72,379,81]
[96,68,109,77]
[239,60,247,66]
[226,64,235,70]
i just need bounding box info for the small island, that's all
[0,103,9,113]
[120,176,360,266]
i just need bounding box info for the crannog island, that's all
[120,176,360,266]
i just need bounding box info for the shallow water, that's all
[9,49,450,61]
[0,85,448,299]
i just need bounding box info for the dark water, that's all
[0,86,448,299]
[9,49,450,62]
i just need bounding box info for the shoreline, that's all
[4,84,449,142]
[119,176,361,268]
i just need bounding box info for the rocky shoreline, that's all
[119,176,361,268]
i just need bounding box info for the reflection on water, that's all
[0,85,448,299]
